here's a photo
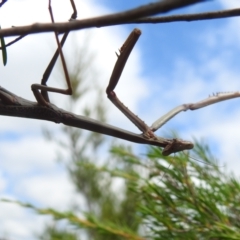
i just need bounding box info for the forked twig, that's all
[0,33,27,50]
[3,5,238,50]
[0,0,205,38]
[0,1,76,51]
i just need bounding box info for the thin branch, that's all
[0,0,204,37]
[0,86,193,155]
[0,0,78,50]
[2,6,238,49]
[0,34,27,50]
[134,8,240,23]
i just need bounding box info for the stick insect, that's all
[1,0,240,156]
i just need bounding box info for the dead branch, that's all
[133,8,240,23]
[0,0,205,37]
[0,86,193,155]
[1,7,239,50]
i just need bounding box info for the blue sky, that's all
[1,0,240,239]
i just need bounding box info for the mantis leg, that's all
[106,29,157,140]
[31,0,77,106]
[151,91,240,131]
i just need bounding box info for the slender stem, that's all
[0,34,27,50]
[1,7,239,50]
[133,8,240,24]
[0,0,204,37]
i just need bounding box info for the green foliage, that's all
[3,140,240,239]
[38,225,78,240]
[111,142,240,240]
[1,198,143,240]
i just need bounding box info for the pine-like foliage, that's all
[6,141,240,239]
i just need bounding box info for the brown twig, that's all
[0,0,204,37]
[133,8,240,23]
[0,86,193,155]
[0,0,77,50]
[2,5,237,49]
[0,34,27,50]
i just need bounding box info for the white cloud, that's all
[220,0,240,9]
[0,200,51,240]
[0,172,7,192]
[0,136,58,174]
[16,171,77,208]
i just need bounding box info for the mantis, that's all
[1,0,240,155]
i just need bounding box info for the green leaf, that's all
[0,26,7,66]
